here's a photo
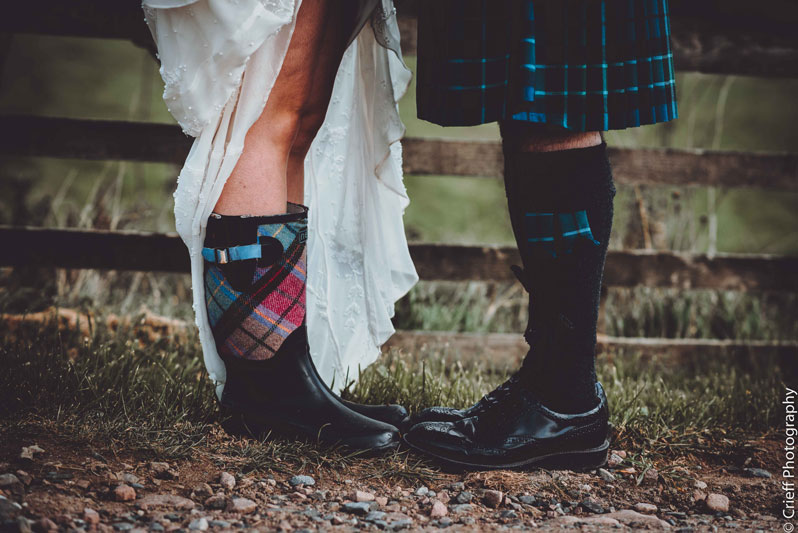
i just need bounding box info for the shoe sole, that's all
[222,412,401,455]
[403,436,610,473]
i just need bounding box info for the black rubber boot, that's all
[204,204,402,450]
[220,326,399,451]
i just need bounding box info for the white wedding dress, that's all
[142,0,418,399]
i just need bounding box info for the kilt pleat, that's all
[416,0,678,131]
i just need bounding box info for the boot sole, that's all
[403,436,610,473]
[222,412,401,455]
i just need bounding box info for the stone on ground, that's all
[706,493,730,512]
[430,500,447,518]
[218,472,236,490]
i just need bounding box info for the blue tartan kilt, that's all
[416,0,678,131]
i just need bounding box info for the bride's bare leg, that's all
[213,0,356,215]
[285,7,357,204]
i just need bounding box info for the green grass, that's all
[0,311,784,477]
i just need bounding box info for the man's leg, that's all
[500,121,614,414]
[403,122,614,469]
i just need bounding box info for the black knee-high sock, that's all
[503,142,616,414]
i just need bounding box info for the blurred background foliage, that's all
[0,34,796,342]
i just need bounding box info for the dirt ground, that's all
[0,426,785,533]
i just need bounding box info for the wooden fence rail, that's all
[2,115,796,191]
[384,330,798,368]
[2,0,798,77]
[2,226,796,292]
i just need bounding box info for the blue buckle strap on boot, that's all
[202,244,261,264]
[202,237,284,265]
[525,210,600,258]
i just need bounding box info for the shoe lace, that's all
[471,373,522,414]
[470,378,530,431]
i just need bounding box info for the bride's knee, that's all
[289,108,327,158]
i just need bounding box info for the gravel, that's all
[706,493,730,513]
[597,468,616,482]
[482,490,503,508]
[743,468,772,478]
[288,475,315,487]
[218,472,236,490]
[341,502,371,516]
[187,518,208,531]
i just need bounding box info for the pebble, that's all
[219,472,236,490]
[375,496,388,507]
[607,453,624,467]
[190,483,213,501]
[455,491,473,504]
[208,520,229,528]
[499,510,518,519]
[430,501,447,518]
[188,518,208,531]
[14,471,32,486]
[450,504,473,514]
[111,523,133,531]
[34,518,57,532]
[353,490,375,503]
[148,463,177,480]
[228,497,257,514]
[6,516,32,533]
[137,494,196,511]
[414,486,429,497]
[605,509,671,529]
[597,468,615,482]
[0,474,23,494]
[113,484,136,502]
[83,508,100,526]
[120,473,139,484]
[364,511,386,522]
[438,517,453,528]
[19,445,45,461]
[581,499,605,514]
[743,468,772,478]
[557,516,622,527]
[694,480,708,490]
[203,494,227,509]
[391,518,413,529]
[288,475,315,487]
[518,495,536,505]
[342,502,371,516]
[0,497,22,521]
[634,502,658,514]
[483,490,503,508]
[149,523,164,532]
[706,493,730,513]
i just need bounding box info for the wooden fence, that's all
[1,1,796,363]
